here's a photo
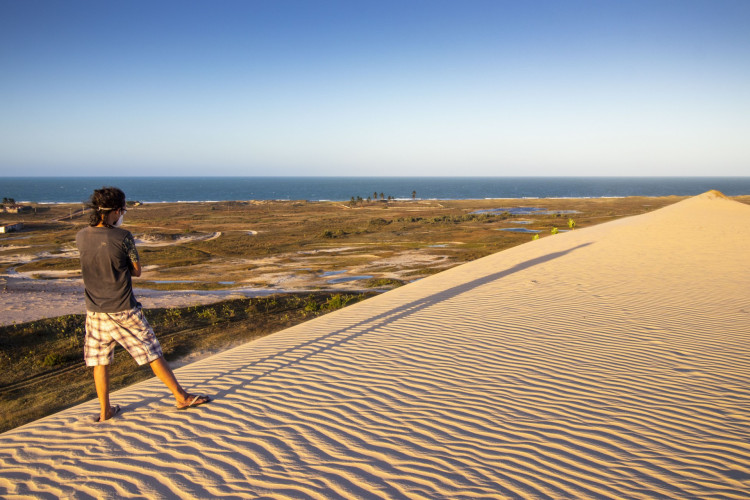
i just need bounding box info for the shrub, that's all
[165,308,182,325]
[221,304,235,318]
[42,353,63,367]
[197,308,219,323]
[263,297,278,312]
[324,294,348,310]
[363,278,405,289]
[369,218,390,227]
[321,229,347,238]
[304,296,320,312]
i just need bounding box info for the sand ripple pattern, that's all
[1,192,749,499]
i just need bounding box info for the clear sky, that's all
[1,0,748,177]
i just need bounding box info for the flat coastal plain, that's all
[1,191,749,499]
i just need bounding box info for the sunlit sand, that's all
[1,191,748,499]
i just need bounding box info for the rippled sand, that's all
[1,191,748,499]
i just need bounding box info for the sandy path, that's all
[134,231,221,246]
[1,192,748,499]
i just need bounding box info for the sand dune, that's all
[1,191,749,499]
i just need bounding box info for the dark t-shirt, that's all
[76,226,140,313]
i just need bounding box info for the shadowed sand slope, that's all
[1,192,749,499]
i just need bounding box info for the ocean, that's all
[1,177,749,204]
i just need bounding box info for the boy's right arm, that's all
[123,233,142,277]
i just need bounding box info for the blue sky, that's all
[1,0,748,177]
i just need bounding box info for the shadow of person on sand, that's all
[182,242,594,402]
[123,242,593,415]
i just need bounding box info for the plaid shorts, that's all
[84,308,163,366]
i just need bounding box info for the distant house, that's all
[0,222,23,233]
[3,204,31,214]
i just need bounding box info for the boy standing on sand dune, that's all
[76,187,210,422]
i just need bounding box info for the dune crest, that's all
[701,188,728,199]
[1,193,749,499]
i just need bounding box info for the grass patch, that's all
[362,278,406,288]
[15,257,81,272]
[138,245,212,268]
[136,281,239,291]
[403,268,443,277]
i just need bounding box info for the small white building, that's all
[0,222,23,233]
[3,204,31,214]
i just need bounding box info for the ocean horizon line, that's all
[30,194,687,205]
[3,174,749,179]
[2,176,750,204]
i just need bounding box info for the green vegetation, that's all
[15,257,81,273]
[136,281,238,291]
[363,278,406,288]
[321,229,348,239]
[349,191,399,206]
[139,245,212,268]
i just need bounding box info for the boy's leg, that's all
[86,312,119,421]
[106,309,210,409]
[149,356,210,408]
[149,356,188,401]
[93,365,119,421]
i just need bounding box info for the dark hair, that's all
[87,186,126,226]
